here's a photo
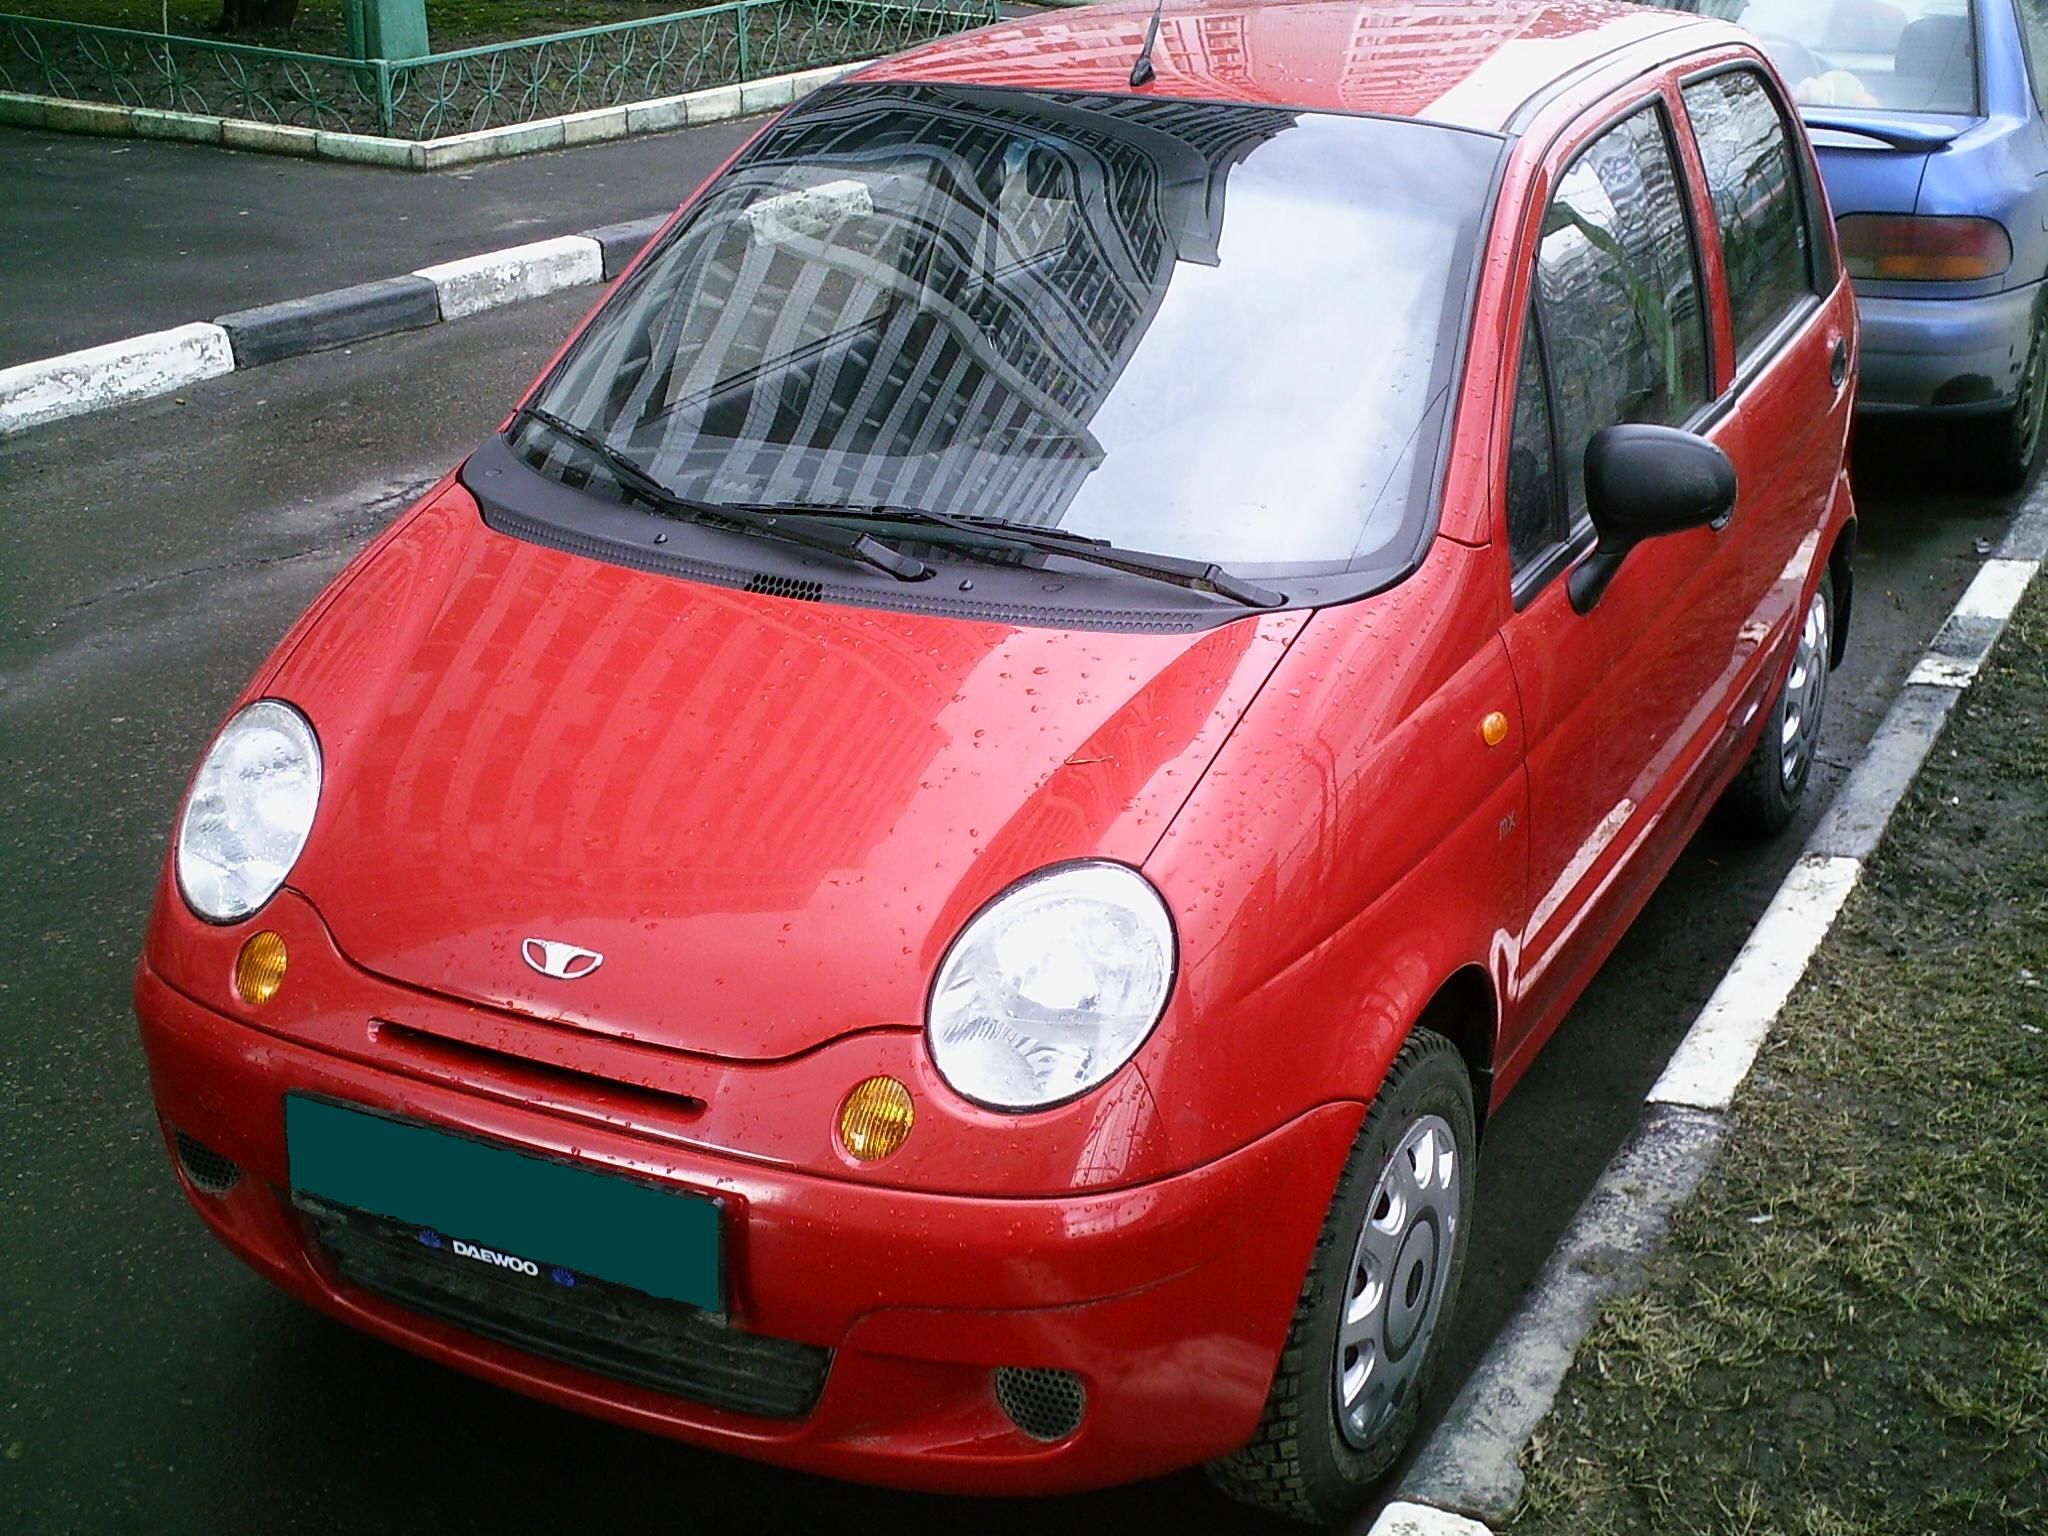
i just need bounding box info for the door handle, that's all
[1829,336,1849,388]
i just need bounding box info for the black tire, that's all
[1207,1029,1477,1526]
[1962,307,2048,494]
[1723,574,1833,839]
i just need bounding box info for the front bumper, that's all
[134,953,1355,1494]
[1855,280,2042,415]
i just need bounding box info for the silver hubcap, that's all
[1335,1114,1460,1450]
[1779,587,1830,792]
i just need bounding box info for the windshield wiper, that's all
[513,406,930,583]
[777,502,1288,609]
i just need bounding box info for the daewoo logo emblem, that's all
[521,938,604,981]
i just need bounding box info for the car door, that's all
[1674,61,1853,755]
[1495,90,1756,1067]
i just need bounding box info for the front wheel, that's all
[1207,1029,1476,1525]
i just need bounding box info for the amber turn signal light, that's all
[234,931,288,1006]
[1836,214,2012,282]
[838,1075,915,1162]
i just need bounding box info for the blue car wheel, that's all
[1965,302,2048,491]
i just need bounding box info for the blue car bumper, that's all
[1856,280,2043,415]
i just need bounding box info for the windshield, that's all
[521,84,1500,580]
[1705,0,1977,113]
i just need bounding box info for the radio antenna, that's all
[1129,0,1164,87]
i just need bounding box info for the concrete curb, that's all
[415,235,605,322]
[0,322,235,436]
[1372,481,2048,1536]
[0,60,854,171]
[0,214,670,438]
[217,275,442,369]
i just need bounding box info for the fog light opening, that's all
[994,1366,1086,1442]
[174,1130,244,1195]
[234,930,288,1006]
[837,1075,915,1162]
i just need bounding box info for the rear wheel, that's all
[1723,575,1832,838]
[1207,1029,1476,1525]
[1963,307,2048,493]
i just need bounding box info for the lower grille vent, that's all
[174,1130,244,1194]
[745,573,823,602]
[296,1196,830,1420]
[994,1365,1086,1442]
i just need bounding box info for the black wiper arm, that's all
[512,407,929,582]
[517,404,675,506]
[788,502,1287,609]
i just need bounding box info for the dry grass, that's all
[1510,582,2048,1536]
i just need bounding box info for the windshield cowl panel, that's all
[510,81,1502,617]
[466,434,1285,633]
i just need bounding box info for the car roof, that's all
[856,0,1737,135]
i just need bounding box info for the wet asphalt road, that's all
[0,291,2022,1534]
[0,121,758,367]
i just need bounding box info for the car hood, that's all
[271,481,1304,1060]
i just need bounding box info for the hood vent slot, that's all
[372,1020,706,1136]
[744,573,824,602]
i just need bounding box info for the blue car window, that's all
[1683,70,1819,365]
[1536,106,1712,523]
[1730,0,1979,114]
[2016,0,2048,110]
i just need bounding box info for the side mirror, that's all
[1569,424,1737,613]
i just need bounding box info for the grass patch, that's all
[1509,576,2048,1536]
[13,2,709,56]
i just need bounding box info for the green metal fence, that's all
[0,0,996,140]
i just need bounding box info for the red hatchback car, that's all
[138,0,1857,1522]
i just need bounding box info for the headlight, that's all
[176,700,322,923]
[927,862,1175,1111]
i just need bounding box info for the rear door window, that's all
[1535,105,1711,524]
[1683,69,1821,365]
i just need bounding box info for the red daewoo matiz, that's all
[138,0,1857,1521]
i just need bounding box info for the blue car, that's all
[1667,0,2048,486]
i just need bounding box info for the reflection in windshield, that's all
[525,84,1499,578]
[1680,0,1976,113]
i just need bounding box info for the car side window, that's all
[1683,69,1819,364]
[1507,307,1562,573]
[1536,106,1711,525]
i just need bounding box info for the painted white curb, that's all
[1368,1499,1497,1536]
[0,321,234,436]
[1647,853,1862,1111]
[415,235,605,322]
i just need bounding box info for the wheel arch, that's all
[1826,512,1857,669]
[1408,964,1499,1139]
